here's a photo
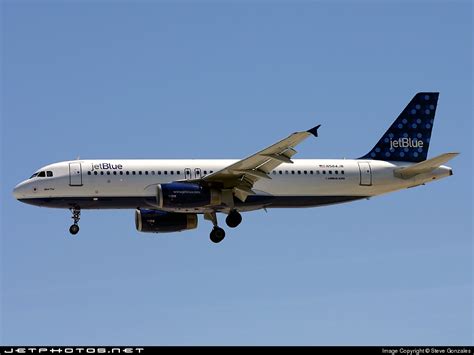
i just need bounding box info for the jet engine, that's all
[156,182,221,208]
[135,209,198,233]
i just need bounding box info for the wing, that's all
[201,124,321,201]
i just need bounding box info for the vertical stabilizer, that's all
[360,92,439,162]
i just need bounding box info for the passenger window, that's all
[132,171,136,175]
[145,171,148,175]
[291,171,295,175]
[126,171,129,175]
[272,171,276,175]
[171,171,174,175]
[297,171,301,175]
[279,171,282,175]
[164,171,168,175]
[120,171,123,175]
[158,171,161,175]
[151,171,155,175]
[304,171,307,174]
[322,171,326,174]
[341,170,345,175]
[285,170,289,174]
[204,171,207,174]
[310,171,313,175]
[88,171,91,175]
[210,171,213,173]
[177,171,180,174]
[113,171,117,175]
[38,171,46,177]
[138,171,142,175]
[107,171,111,175]
[100,171,104,175]
[335,171,338,175]
[94,171,98,175]
[329,171,332,175]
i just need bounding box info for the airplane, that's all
[13,92,458,243]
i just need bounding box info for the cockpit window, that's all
[29,170,53,178]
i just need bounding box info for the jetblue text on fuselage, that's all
[389,138,424,150]
[91,163,123,171]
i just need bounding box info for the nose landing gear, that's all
[69,207,81,235]
[69,224,80,235]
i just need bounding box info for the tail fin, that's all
[360,92,439,162]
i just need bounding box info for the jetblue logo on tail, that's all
[359,92,439,163]
[389,138,424,150]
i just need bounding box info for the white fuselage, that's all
[13,159,452,213]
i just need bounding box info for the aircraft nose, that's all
[13,181,28,200]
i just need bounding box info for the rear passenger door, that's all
[358,162,372,186]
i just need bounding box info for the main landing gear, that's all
[225,210,242,228]
[207,212,225,243]
[206,210,242,244]
[69,207,81,235]
[210,226,226,244]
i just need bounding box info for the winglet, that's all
[307,124,321,137]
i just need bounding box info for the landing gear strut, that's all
[206,212,226,244]
[69,207,81,235]
[225,210,242,228]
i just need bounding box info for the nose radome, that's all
[13,181,27,199]
[13,183,21,199]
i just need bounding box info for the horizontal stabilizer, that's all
[394,152,459,179]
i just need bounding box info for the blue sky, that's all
[1,0,472,345]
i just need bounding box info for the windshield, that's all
[29,170,53,179]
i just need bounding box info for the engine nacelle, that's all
[135,209,198,233]
[156,182,221,208]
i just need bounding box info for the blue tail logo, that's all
[360,92,439,162]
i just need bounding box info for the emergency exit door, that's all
[194,168,202,179]
[184,168,192,180]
